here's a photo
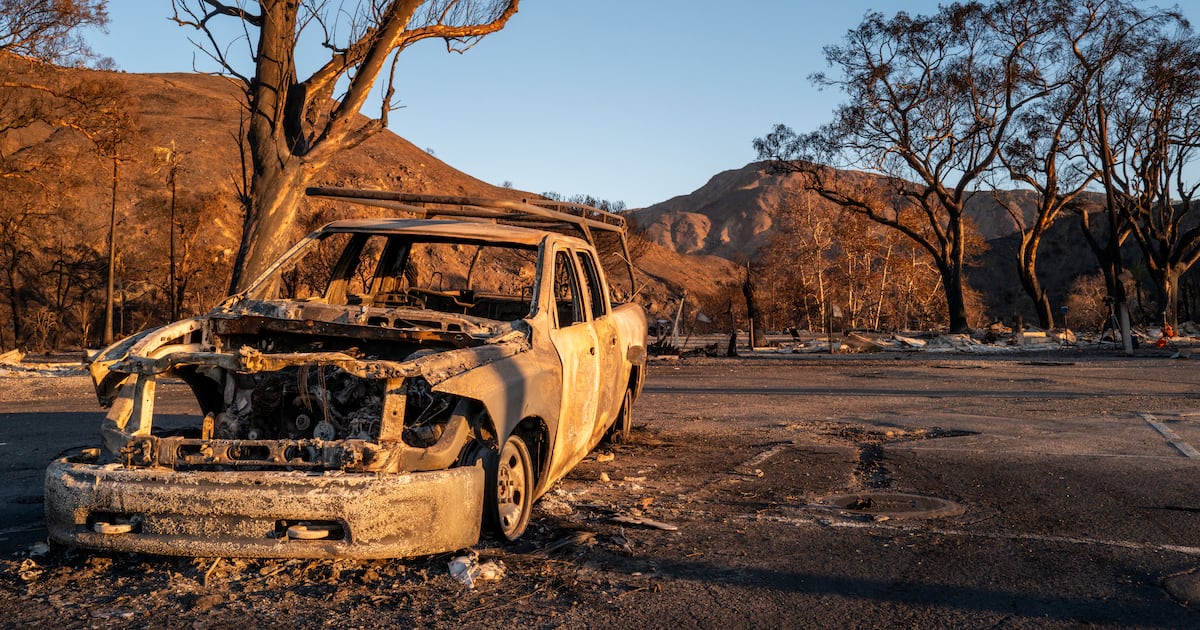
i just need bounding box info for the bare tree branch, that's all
[0,0,109,66]
[168,0,521,290]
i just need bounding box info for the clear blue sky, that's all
[84,1,1096,208]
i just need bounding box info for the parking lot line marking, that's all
[891,445,1194,461]
[739,443,791,469]
[1139,412,1200,458]
[0,523,44,536]
[751,513,1200,556]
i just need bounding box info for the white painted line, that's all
[893,445,1198,461]
[749,513,1200,556]
[0,523,44,536]
[675,443,800,502]
[1139,412,1200,458]
[739,443,792,469]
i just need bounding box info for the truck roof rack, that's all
[305,187,639,295]
[306,187,624,236]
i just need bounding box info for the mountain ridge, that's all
[628,161,1108,324]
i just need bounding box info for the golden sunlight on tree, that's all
[168,0,521,292]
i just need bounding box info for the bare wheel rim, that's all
[608,388,633,444]
[495,435,533,540]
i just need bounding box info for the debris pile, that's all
[0,352,87,377]
[766,322,1200,355]
[447,552,506,588]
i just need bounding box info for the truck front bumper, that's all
[44,457,484,559]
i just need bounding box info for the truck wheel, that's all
[485,434,534,541]
[606,388,633,444]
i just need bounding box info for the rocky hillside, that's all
[630,162,1082,256]
[629,162,1111,323]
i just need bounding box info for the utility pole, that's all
[153,142,186,321]
[168,156,179,320]
[103,156,120,346]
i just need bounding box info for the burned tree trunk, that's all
[742,263,766,348]
[725,299,738,357]
[170,1,521,293]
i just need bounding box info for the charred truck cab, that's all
[46,191,647,559]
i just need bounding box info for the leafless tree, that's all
[0,0,109,66]
[1108,32,1200,327]
[81,84,138,346]
[152,142,191,320]
[760,188,971,333]
[755,1,1055,332]
[1065,0,1181,346]
[989,0,1121,329]
[0,2,131,348]
[169,0,520,292]
[0,54,133,348]
[128,188,234,321]
[762,192,838,332]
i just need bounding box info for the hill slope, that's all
[3,62,736,331]
[629,162,1108,323]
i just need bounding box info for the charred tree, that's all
[755,2,1057,332]
[169,0,521,292]
[0,3,130,348]
[742,262,766,348]
[1066,0,1183,346]
[1116,34,1200,328]
[0,0,109,67]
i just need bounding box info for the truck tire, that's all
[484,434,534,540]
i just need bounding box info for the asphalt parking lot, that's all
[2,350,1199,627]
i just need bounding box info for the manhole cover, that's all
[819,492,964,519]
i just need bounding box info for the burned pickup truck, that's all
[45,190,647,559]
